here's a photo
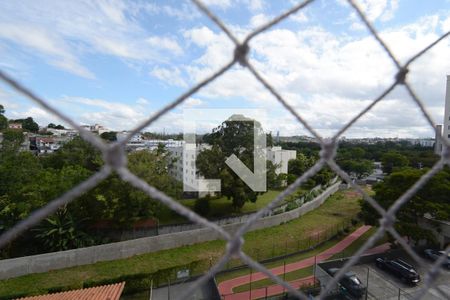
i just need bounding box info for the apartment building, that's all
[435,75,450,154]
[266,146,297,174]
[167,143,296,191]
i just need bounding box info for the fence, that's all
[105,180,337,241]
[220,276,325,300]
[0,0,449,299]
[0,181,341,280]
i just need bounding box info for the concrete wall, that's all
[0,182,341,280]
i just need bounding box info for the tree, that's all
[339,159,374,179]
[194,196,211,216]
[33,207,93,252]
[288,153,315,177]
[197,115,265,209]
[267,161,283,190]
[100,131,117,142]
[0,104,7,131]
[0,115,6,131]
[381,151,409,173]
[47,123,65,129]
[42,137,103,172]
[360,167,450,243]
[11,117,39,133]
[1,129,24,149]
[72,149,181,227]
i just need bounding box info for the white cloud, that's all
[0,23,94,79]
[250,13,271,28]
[0,1,185,78]
[136,98,150,105]
[58,96,150,130]
[180,11,450,137]
[146,36,183,56]
[245,0,265,12]
[150,67,188,87]
[183,98,204,107]
[9,107,57,127]
[340,0,400,30]
[201,0,232,9]
[290,11,308,23]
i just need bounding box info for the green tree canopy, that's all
[0,104,7,131]
[48,123,65,129]
[381,151,409,173]
[339,159,374,179]
[360,167,450,243]
[197,115,266,209]
[100,131,117,142]
[11,117,39,133]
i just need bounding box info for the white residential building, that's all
[435,75,450,154]
[167,143,211,191]
[46,128,78,137]
[443,75,450,144]
[81,124,108,135]
[167,144,296,192]
[266,146,297,175]
[117,131,143,143]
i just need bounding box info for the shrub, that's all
[194,196,210,216]
[286,201,298,211]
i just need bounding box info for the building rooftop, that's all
[15,282,125,300]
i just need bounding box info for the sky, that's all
[0,0,450,138]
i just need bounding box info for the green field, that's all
[158,189,295,224]
[0,188,362,298]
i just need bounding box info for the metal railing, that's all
[0,0,449,299]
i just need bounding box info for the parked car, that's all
[328,268,366,299]
[375,257,420,285]
[423,249,450,269]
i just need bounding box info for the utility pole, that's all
[365,267,369,300]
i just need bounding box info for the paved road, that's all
[219,225,374,299]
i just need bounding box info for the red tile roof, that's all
[15,282,125,300]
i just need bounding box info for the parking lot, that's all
[350,259,450,299]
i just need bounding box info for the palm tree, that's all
[34,207,93,252]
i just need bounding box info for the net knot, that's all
[395,67,409,85]
[234,43,249,66]
[380,214,395,229]
[103,144,127,170]
[227,236,244,258]
[319,139,337,161]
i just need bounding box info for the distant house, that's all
[8,122,22,130]
[16,282,125,300]
[46,127,78,137]
[80,124,109,135]
[31,137,60,154]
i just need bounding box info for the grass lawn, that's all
[0,188,362,298]
[158,190,289,225]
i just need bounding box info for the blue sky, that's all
[1,0,450,138]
